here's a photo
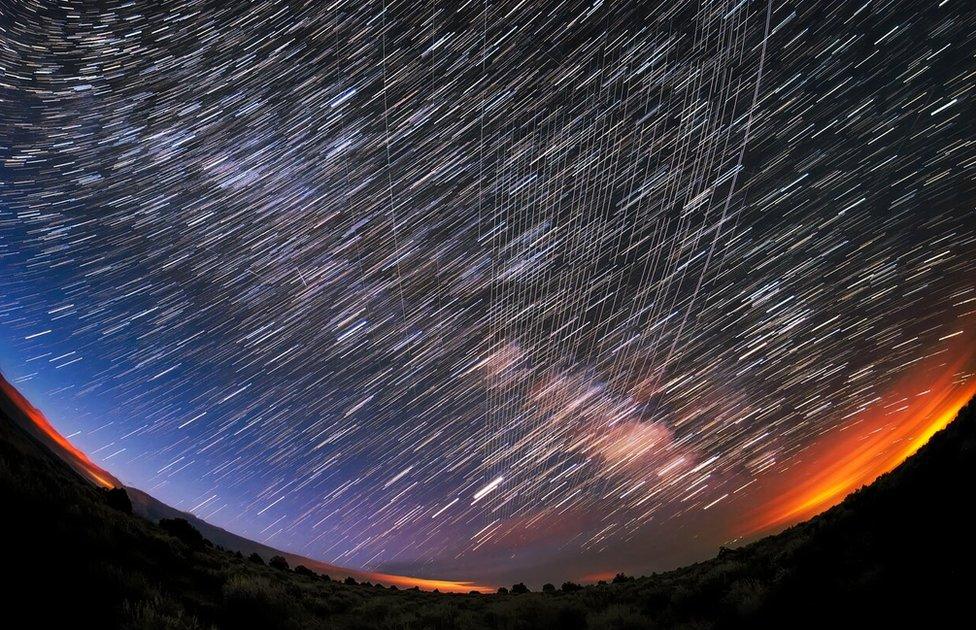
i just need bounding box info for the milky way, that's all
[1,0,974,583]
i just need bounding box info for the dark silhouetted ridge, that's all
[3,377,974,628]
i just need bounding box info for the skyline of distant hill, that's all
[3,368,974,627]
[0,372,487,593]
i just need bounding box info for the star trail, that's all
[1,0,974,585]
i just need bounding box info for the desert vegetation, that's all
[4,396,974,628]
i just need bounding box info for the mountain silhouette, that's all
[0,373,485,591]
[2,372,973,628]
[125,486,473,589]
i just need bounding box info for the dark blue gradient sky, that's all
[1,0,975,585]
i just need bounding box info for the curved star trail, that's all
[1,0,974,584]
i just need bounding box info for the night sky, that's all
[1,0,974,586]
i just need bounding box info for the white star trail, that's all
[0,0,974,581]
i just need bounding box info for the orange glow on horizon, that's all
[0,373,491,592]
[742,340,975,537]
[579,570,618,584]
[365,572,492,593]
[0,374,118,488]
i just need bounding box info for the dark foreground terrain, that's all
[3,389,974,629]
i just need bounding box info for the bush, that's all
[269,555,289,571]
[104,487,133,514]
[611,573,633,584]
[344,577,357,585]
[511,583,530,594]
[248,553,265,565]
[542,583,555,593]
[158,518,205,550]
[222,575,294,629]
[587,605,650,630]
[293,564,316,577]
[561,581,583,592]
[119,595,204,630]
[723,578,767,617]
[555,603,588,630]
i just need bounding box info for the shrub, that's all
[119,595,204,630]
[723,578,767,617]
[611,573,632,584]
[561,581,583,592]
[248,552,265,565]
[269,555,289,571]
[344,577,357,585]
[222,575,294,629]
[104,487,133,514]
[294,564,316,577]
[158,518,205,550]
[556,602,589,630]
[511,582,530,594]
[542,583,556,593]
[587,605,650,630]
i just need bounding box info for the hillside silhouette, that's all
[125,486,442,589]
[3,379,974,628]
